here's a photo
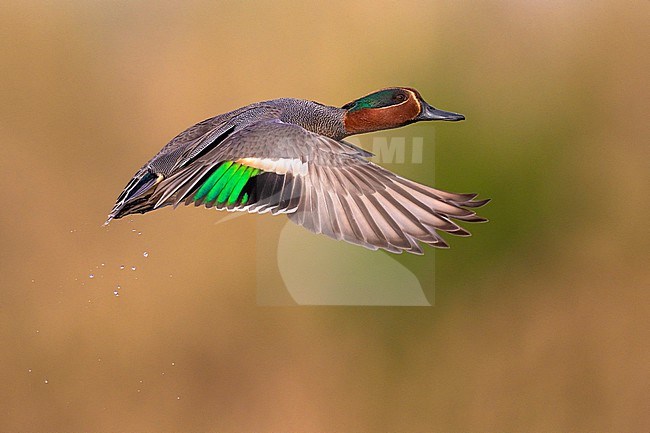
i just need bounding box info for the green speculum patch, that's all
[194,161,261,205]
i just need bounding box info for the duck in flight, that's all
[106,87,488,254]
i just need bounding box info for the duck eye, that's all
[394,94,406,102]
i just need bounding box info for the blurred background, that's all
[1,1,648,431]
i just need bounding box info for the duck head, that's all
[342,87,464,136]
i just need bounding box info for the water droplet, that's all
[131,266,136,271]
[131,229,136,233]
[28,369,32,373]
[101,263,105,267]
[137,389,141,393]
[31,279,35,283]
[176,396,180,400]
[119,265,125,270]
[113,286,120,297]
[137,232,142,236]
[171,362,175,366]
[44,379,48,384]
[89,274,94,279]
[143,251,149,258]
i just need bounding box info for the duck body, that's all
[106,87,488,254]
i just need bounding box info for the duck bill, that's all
[417,102,465,121]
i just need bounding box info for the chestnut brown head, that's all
[342,87,464,136]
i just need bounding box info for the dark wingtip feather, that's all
[455,192,479,201]
[462,197,491,208]
[464,215,489,223]
[447,227,472,237]
[434,239,450,249]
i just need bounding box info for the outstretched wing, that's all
[143,119,487,254]
[287,156,488,254]
[147,119,367,211]
[105,105,278,222]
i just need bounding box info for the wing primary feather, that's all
[364,193,421,249]
[337,195,365,243]
[306,171,323,234]
[348,194,392,251]
[271,173,294,215]
[255,173,283,214]
[329,168,392,248]
[316,169,343,239]
[284,174,302,213]
[306,168,332,236]
[361,194,415,251]
[319,167,388,248]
